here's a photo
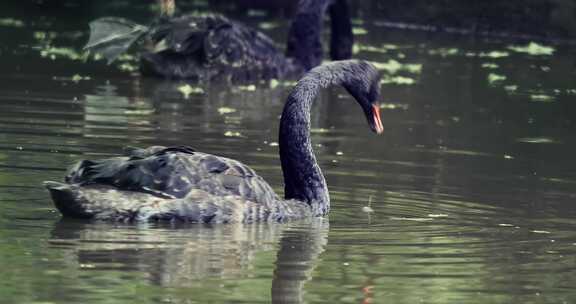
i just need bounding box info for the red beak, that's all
[372,104,384,134]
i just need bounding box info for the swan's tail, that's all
[44,181,94,219]
[43,181,149,221]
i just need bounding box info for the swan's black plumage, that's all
[140,13,296,80]
[86,0,353,80]
[44,60,382,222]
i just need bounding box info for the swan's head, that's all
[342,61,383,134]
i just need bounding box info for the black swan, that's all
[44,60,383,222]
[85,0,353,80]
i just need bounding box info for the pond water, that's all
[1,1,576,303]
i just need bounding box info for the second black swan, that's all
[44,60,383,222]
[85,0,353,80]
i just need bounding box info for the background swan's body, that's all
[140,13,300,80]
[85,0,353,80]
[45,60,382,222]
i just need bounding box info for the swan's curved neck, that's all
[285,0,352,71]
[279,64,352,215]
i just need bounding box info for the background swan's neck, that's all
[279,65,353,215]
[285,0,332,71]
[328,0,353,61]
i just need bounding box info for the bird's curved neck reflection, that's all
[272,220,328,303]
[49,218,329,303]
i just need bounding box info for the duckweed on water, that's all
[481,63,499,69]
[504,85,518,93]
[247,9,267,17]
[33,31,58,42]
[531,230,552,234]
[177,84,204,99]
[117,54,137,62]
[467,51,509,58]
[380,75,416,85]
[52,74,92,83]
[530,94,554,102]
[380,103,410,110]
[118,62,138,72]
[372,59,422,74]
[236,85,257,92]
[269,79,280,89]
[40,47,84,61]
[508,42,554,56]
[258,22,278,30]
[517,137,560,144]
[487,73,506,85]
[310,128,331,134]
[0,18,24,28]
[428,214,449,218]
[428,48,459,57]
[352,27,368,35]
[217,107,237,115]
[269,79,296,89]
[224,131,243,137]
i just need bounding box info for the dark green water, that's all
[1,1,576,303]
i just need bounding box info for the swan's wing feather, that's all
[45,182,310,223]
[44,182,245,222]
[64,146,278,204]
[84,17,149,64]
[149,14,230,55]
[203,18,284,66]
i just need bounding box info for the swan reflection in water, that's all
[49,218,328,303]
[81,78,292,142]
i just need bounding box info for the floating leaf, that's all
[84,17,149,64]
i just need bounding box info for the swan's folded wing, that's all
[45,182,312,223]
[203,18,285,69]
[45,182,248,223]
[64,147,280,205]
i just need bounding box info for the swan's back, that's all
[141,14,298,80]
[66,146,273,200]
[45,146,313,222]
